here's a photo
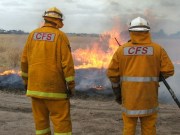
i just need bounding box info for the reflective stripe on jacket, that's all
[107,32,174,117]
[120,76,159,82]
[21,23,75,99]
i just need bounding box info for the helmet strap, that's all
[44,17,63,29]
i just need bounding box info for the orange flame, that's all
[173,61,180,65]
[73,27,124,69]
[0,70,21,76]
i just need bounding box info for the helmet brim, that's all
[129,25,150,32]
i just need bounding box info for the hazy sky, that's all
[0,0,180,34]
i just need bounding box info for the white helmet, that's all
[129,17,150,32]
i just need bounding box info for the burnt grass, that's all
[0,68,115,101]
[0,67,179,104]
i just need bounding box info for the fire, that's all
[0,70,21,76]
[72,26,180,69]
[73,27,124,69]
[94,85,103,90]
[173,61,180,65]
[39,21,45,28]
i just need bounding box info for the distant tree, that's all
[169,31,180,38]
[0,29,6,34]
[0,28,28,34]
[152,29,168,39]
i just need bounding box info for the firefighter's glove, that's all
[112,86,122,105]
[159,75,163,82]
[24,84,27,90]
[66,88,75,98]
[67,81,75,98]
[159,73,168,82]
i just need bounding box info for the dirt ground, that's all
[0,91,180,135]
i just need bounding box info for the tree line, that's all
[0,29,28,34]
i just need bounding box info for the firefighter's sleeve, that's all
[60,34,75,91]
[107,51,122,104]
[107,51,120,88]
[21,36,30,86]
[160,48,174,78]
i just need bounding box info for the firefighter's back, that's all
[26,26,68,99]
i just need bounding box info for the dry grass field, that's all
[0,34,27,71]
[0,34,100,72]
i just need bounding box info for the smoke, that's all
[75,68,111,91]
[75,67,180,104]
[154,38,180,104]
[159,65,180,104]
[0,0,180,34]
[0,74,24,90]
[98,0,180,35]
[0,69,112,96]
[0,66,179,104]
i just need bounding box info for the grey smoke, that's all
[1,0,180,34]
[0,74,24,90]
[159,65,180,104]
[75,68,111,91]
[0,67,179,104]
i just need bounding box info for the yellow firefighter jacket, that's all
[107,32,174,117]
[21,23,75,99]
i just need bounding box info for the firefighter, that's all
[21,7,75,135]
[107,17,174,135]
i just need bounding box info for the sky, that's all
[0,0,180,34]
